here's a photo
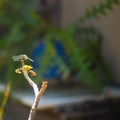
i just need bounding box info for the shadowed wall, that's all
[61,0,120,82]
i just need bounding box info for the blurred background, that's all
[0,0,120,120]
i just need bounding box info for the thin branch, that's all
[38,81,47,100]
[28,82,47,120]
[13,54,47,120]
[22,66,39,97]
[22,65,47,120]
[0,82,11,120]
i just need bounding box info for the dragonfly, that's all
[12,54,33,62]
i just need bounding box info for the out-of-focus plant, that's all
[0,0,119,91]
[41,0,119,91]
[78,0,119,23]
[0,82,11,120]
[0,0,46,87]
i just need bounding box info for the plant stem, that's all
[22,65,47,120]
[22,66,39,97]
[28,82,47,120]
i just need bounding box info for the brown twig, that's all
[27,82,47,120]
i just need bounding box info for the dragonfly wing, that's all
[12,56,20,61]
[28,57,33,62]
[12,54,33,62]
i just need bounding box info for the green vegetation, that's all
[0,0,119,90]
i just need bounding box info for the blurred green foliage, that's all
[0,0,119,90]
[0,0,46,88]
[40,0,119,90]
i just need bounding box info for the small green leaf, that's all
[106,0,113,10]
[91,6,99,18]
[85,10,92,19]
[114,0,119,4]
[99,3,106,16]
